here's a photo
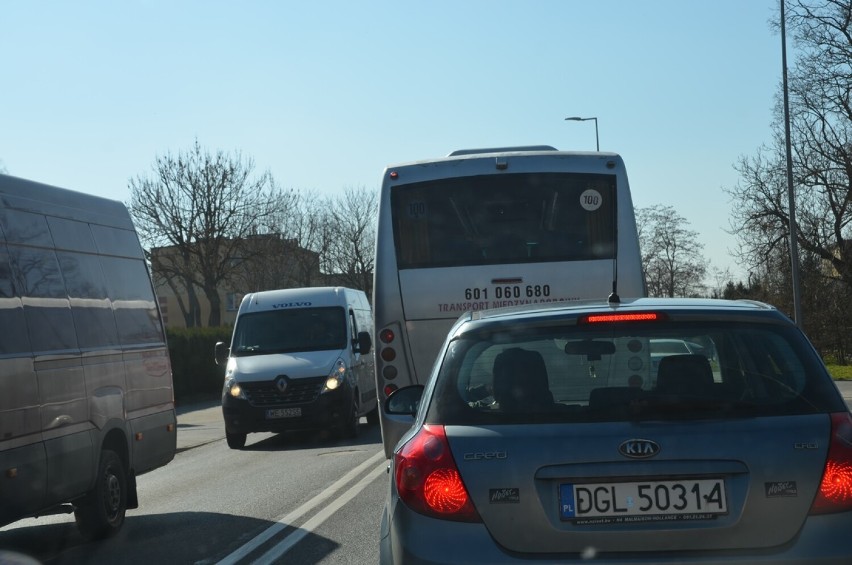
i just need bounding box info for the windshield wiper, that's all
[235,345,264,356]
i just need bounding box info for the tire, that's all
[338,398,360,439]
[226,430,247,449]
[74,449,127,540]
[366,405,379,426]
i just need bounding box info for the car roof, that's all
[456,297,791,333]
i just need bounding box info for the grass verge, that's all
[827,364,852,381]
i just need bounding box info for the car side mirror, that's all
[214,341,230,366]
[356,331,372,355]
[385,385,425,416]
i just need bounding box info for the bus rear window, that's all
[391,172,616,269]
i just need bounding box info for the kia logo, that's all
[618,439,660,459]
[275,376,288,393]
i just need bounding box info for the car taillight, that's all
[394,424,481,522]
[810,412,852,514]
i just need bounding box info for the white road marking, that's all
[253,463,387,564]
[216,449,386,565]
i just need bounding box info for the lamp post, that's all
[780,0,803,327]
[565,116,599,151]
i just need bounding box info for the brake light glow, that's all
[380,329,395,343]
[394,424,481,522]
[424,468,469,513]
[810,412,852,514]
[582,312,664,324]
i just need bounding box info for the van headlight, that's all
[224,357,236,379]
[323,359,347,392]
[225,376,246,399]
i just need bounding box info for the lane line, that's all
[253,462,388,565]
[216,449,385,565]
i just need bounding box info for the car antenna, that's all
[608,280,620,304]
[608,194,620,304]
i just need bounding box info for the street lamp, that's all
[565,116,599,151]
[780,0,802,327]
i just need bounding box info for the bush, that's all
[167,326,232,402]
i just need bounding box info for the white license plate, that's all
[560,478,727,521]
[266,407,301,419]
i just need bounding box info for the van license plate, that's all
[266,407,301,419]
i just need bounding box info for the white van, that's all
[0,175,176,539]
[215,286,377,449]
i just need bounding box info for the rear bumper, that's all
[222,385,352,435]
[380,502,852,565]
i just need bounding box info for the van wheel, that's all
[366,406,379,426]
[75,449,127,540]
[226,430,247,449]
[339,399,360,439]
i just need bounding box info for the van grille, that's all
[242,376,325,406]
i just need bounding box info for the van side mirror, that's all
[356,331,372,355]
[214,341,230,365]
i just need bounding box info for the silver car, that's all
[379,297,852,564]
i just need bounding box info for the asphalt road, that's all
[3,383,850,564]
[176,381,852,453]
[2,408,387,564]
[175,396,382,453]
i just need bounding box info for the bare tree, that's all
[234,186,377,294]
[321,186,377,295]
[728,0,852,289]
[279,190,333,287]
[725,0,852,356]
[129,140,285,326]
[636,205,708,297]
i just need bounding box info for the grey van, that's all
[0,175,176,539]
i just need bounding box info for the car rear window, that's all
[425,320,844,425]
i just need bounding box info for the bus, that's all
[372,146,645,456]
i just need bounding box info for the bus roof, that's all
[384,149,624,172]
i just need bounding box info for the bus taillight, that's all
[380,329,395,343]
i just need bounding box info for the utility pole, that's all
[781,0,803,327]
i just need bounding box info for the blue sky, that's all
[1,1,786,284]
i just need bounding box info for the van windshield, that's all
[232,307,347,355]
